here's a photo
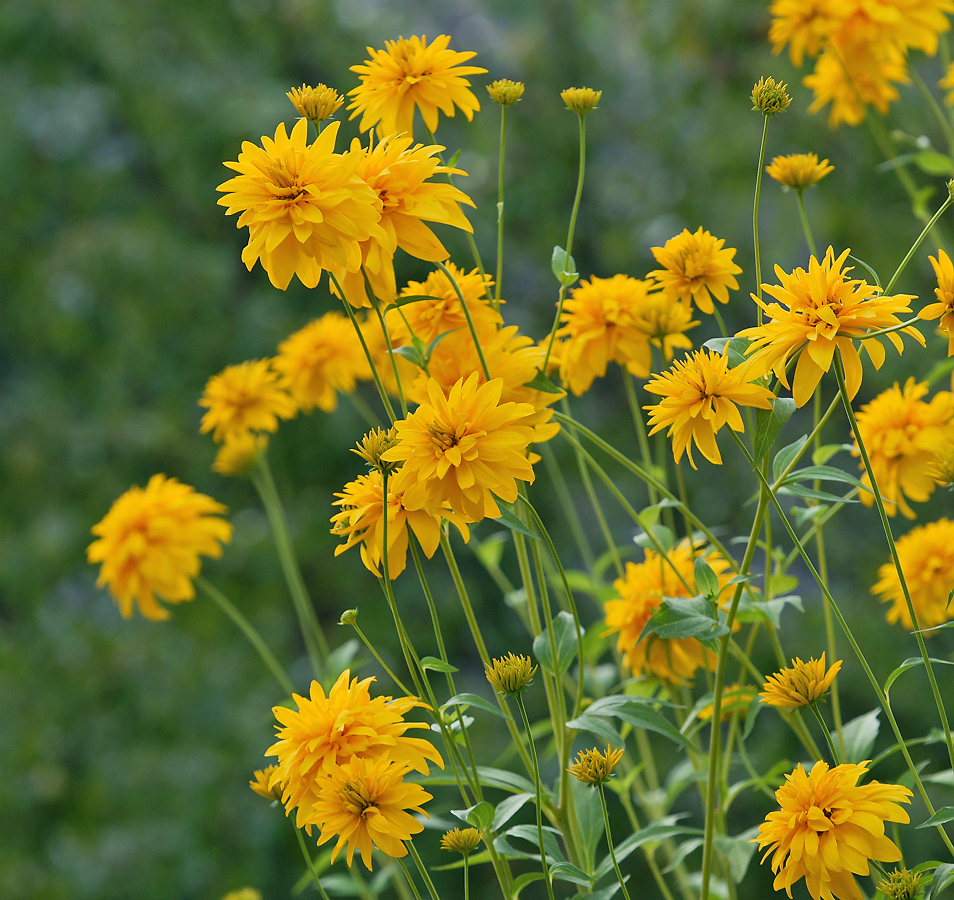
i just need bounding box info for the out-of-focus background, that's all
[3,0,953,897]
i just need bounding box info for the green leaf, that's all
[472,532,507,570]
[781,465,868,490]
[476,767,539,796]
[926,357,954,387]
[551,245,579,287]
[511,873,545,899]
[703,336,752,368]
[885,657,954,697]
[714,828,760,883]
[392,344,425,368]
[777,484,859,504]
[773,435,809,482]
[325,639,362,680]
[595,816,701,879]
[565,712,625,746]
[505,824,567,864]
[420,656,458,673]
[424,328,460,363]
[571,776,603,871]
[533,610,579,676]
[791,505,828,527]
[548,862,595,887]
[736,594,803,629]
[492,793,533,831]
[661,838,704,873]
[633,523,675,553]
[928,863,954,900]
[918,807,954,829]
[841,709,880,763]
[753,398,797,462]
[523,371,564,393]
[569,701,695,752]
[447,149,462,168]
[442,693,512,722]
[847,255,882,289]
[693,556,721,599]
[812,443,853,466]
[391,293,446,308]
[915,150,954,176]
[638,595,729,642]
[452,801,495,831]
[490,501,538,539]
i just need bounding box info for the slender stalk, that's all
[884,192,954,294]
[753,116,770,320]
[434,260,492,381]
[624,370,658,505]
[406,840,441,900]
[198,576,293,695]
[541,441,596,572]
[795,190,817,258]
[464,853,471,900]
[809,703,841,766]
[494,103,508,311]
[397,857,426,900]
[598,783,633,900]
[910,67,954,153]
[347,619,413,696]
[347,390,380,428]
[293,822,333,900]
[370,292,408,417]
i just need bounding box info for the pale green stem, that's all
[809,703,841,766]
[541,441,596,573]
[795,190,817,258]
[397,857,426,900]
[347,619,412,696]
[711,304,729,339]
[370,291,408,417]
[464,854,471,900]
[198,576,293,695]
[598,783,633,900]
[884,192,954,295]
[494,103,507,310]
[407,840,441,900]
[293,822,333,900]
[754,115,770,320]
[910,67,954,153]
[624,370,658,505]
[434,259,492,381]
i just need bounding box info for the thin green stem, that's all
[809,703,841,766]
[494,103,507,310]
[434,259,492,381]
[541,441,596,572]
[464,854,471,900]
[397,857,426,900]
[293,822,333,900]
[884,193,954,295]
[598,783,633,900]
[348,620,412,696]
[406,840,441,900]
[795,190,817,258]
[370,291,408,417]
[624,370,658,505]
[198,576,293,695]
[754,116,770,319]
[910,67,954,153]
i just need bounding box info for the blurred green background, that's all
[3,0,954,897]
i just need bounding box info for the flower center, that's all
[338,782,377,817]
[267,161,305,200]
[427,422,461,452]
[679,249,709,281]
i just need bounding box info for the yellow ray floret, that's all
[760,653,842,708]
[650,227,742,315]
[199,359,298,443]
[922,248,954,355]
[766,153,834,190]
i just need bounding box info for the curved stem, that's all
[910,67,954,153]
[884,192,954,295]
[397,857,426,900]
[809,703,841,766]
[434,259,492,381]
[753,116,770,322]
[598,783,633,900]
[795,190,817,258]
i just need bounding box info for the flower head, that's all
[768,0,855,66]
[217,120,384,290]
[348,35,486,137]
[308,755,432,870]
[751,76,792,115]
[760,654,842,708]
[487,79,525,106]
[767,153,834,190]
[650,228,743,314]
[739,247,923,408]
[441,827,482,855]
[287,84,343,124]
[213,432,268,477]
[87,475,232,621]
[879,868,922,900]
[631,290,698,361]
[872,518,954,630]
[266,670,443,828]
[273,314,369,414]
[199,359,298,443]
[353,427,401,474]
[852,379,954,518]
[567,746,624,785]
[485,653,536,694]
[753,760,911,900]
[603,540,731,684]
[697,684,759,722]
[561,87,602,115]
[922,248,954,355]
[644,347,776,469]
[250,766,283,801]
[383,374,536,523]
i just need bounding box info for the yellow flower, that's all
[768,0,855,66]
[738,247,923,408]
[487,79,525,106]
[266,669,443,828]
[348,35,486,137]
[199,359,298,443]
[308,755,433,870]
[250,766,283,801]
[751,76,793,116]
[331,468,469,579]
[485,653,536,694]
[879,867,923,900]
[287,83,343,124]
[555,275,657,395]
[602,539,731,685]
[87,475,232,621]
[872,518,954,630]
[697,684,759,722]
[332,135,476,308]
[923,249,954,355]
[760,654,842,708]
[213,432,268,477]
[852,378,954,518]
[650,228,743,315]
[273,313,369,413]
[631,289,698,361]
[857,0,954,57]
[441,827,482,855]
[222,890,261,900]
[567,746,624,785]
[383,374,536,523]
[753,760,911,900]
[561,87,602,115]
[644,347,776,469]
[766,153,834,190]
[217,120,384,290]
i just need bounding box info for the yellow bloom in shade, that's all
[273,313,369,414]
[199,359,298,443]
[753,760,911,900]
[697,683,759,722]
[603,539,731,685]
[766,153,834,190]
[383,374,536,523]
[287,83,343,123]
[567,746,624,785]
[332,135,476,308]
[213,432,268,477]
[441,827,482,855]
[331,468,469,579]
[852,379,954,518]
[555,275,657,395]
[348,35,486,137]
[217,120,384,290]
[266,670,443,828]
[923,249,954,355]
[768,0,854,66]
[308,755,432,870]
[760,654,842,708]
[872,518,954,630]
[650,228,742,315]
[738,247,923,408]
[87,475,233,621]
[644,347,776,469]
[561,87,602,115]
[250,766,283,801]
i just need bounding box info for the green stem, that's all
[293,822,333,900]
[464,854,471,900]
[370,291,408,417]
[406,840,441,900]
[795,190,817,258]
[397,857,426,900]
[198,576,293,695]
[347,390,380,428]
[884,192,954,294]
[494,103,508,310]
[348,619,413,696]
[910,67,954,153]
[434,259,492,381]
[754,116,770,320]
[598,783,633,900]
[809,703,841,766]
[541,441,596,572]
[624,370,658,505]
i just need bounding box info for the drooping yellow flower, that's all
[308,755,432,870]
[250,766,283,801]
[348,35,486,137]
[923,249,954,355]
[753,760,911,900]
[766,153,834,190]
[217,120,384,290]
[273,313,369,414]
[199,359,298,443]
[213,432,268,477]
[383,374,536,523]
[739,247,923,408]
[872,518,954,629]
[87,475,233,621]
[768,0,855,66]
[697,683,759,722]
[602,539,731,685]
[266,670,443,828]
[644,347,776,469]
[332,135,476,307]
[760,654,843,708]
[331,468,469,579]
[287,84,343,124]
[852,378,954,518]
[567,746,624,785]
[650,228,743,315]
[555,274,657,395]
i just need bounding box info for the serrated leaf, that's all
[594,816,701,880]
[773,435,809,482]
[523,371,564,393]
[533,610,579,676]
[393,344,425,368]
[551,245,579,287]
[751,398,795,462]
[420,656,458,673]
[452,800,495,831]
[918,807,954,829]
[885,657,954,696]
[442,693,512,722]
[492,793,534,832]
[638,595,729,642]
[841,709,880,763]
